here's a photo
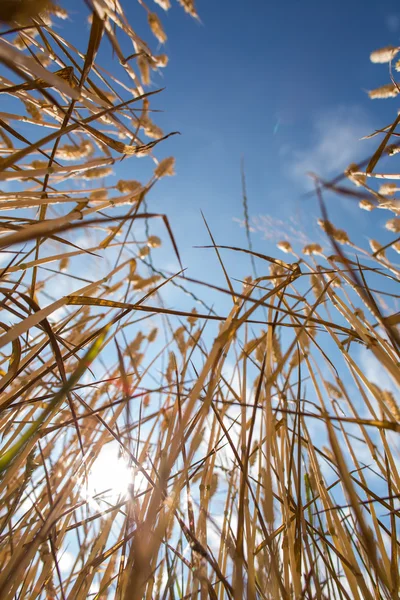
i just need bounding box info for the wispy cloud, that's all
[385,14,400,32]
[285,105,373,187]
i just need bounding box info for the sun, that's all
[81,443,148,508]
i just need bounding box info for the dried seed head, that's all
[354,308,365,320]
[127,332,145,357]
[137,54,151,86]
[142,117,164,139]
[153,0,171,9]
[393,241,400,254]
[370,46,400,64]
[154,53,168,68]
[310,274,324,299]
[249,442,259,467]
[90,189,108,200]
[290,331,310,367]
[379,183,397,196]
[154,156,175,178]
[187,307,198,326]
[138,245,150,258]
[148,327,158,343]
[173,325,186,354]
[48,3,68,19]
[58,140,93,160]
[242,275,253,294]
[345,163,366,187]
[386,143,400,155]
[116,180,142,194]
[322,447,336,464]
[385,217,400,232]
[359,199,375,211]
[133,275,161,290]
[128,259,137,279]
[318,219,350,244]
[166,350,176,383]
[147,235,161,248]
[59,257,69,272]
[272,331,282,364]
[382,390,400,421]
[369,239,386,257]
[82,166,113,180]
[303,243,323,255]
[30,160,47,169]
[177,0,198,18]
[24,100,42,121]
[277,241,292,253]
[325,380,343,399]
[269,261,286,283]
[368,83,399,99]
[148,12,167,44]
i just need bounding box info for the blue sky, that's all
[19,0,399,288]
[90,0,400,286]
[137,0,400,262]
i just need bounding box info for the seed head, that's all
[369,239,386,258]
[345,163,366,187]
[148,13,167,44]
[386,144,400,155]
[177,0,198,18]
[153,0,171,9]
[138,246,150,258]
[187,308,198,326]
[82,166,113,180]
[368,83,399,99]
[147,235,162,248]
[154,54,168,68]
[154,156,175,178]
[379,183,397,196]
[137,55,151,86]
[303,243,323,255]
[370,46,400,64]
[385,217,400,232]
[277,241,293,254]
[359,199,375,211]
[116,180,142,194]
[90,190,108,200]
[318,219,350,244]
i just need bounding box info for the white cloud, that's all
[57,550,75,573]
[285,106,373,187]
[359,347,399,401]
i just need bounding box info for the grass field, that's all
[0,2,399,599]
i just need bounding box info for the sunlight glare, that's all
[82,443,148,507]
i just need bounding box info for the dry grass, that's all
[0,5,399,600]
